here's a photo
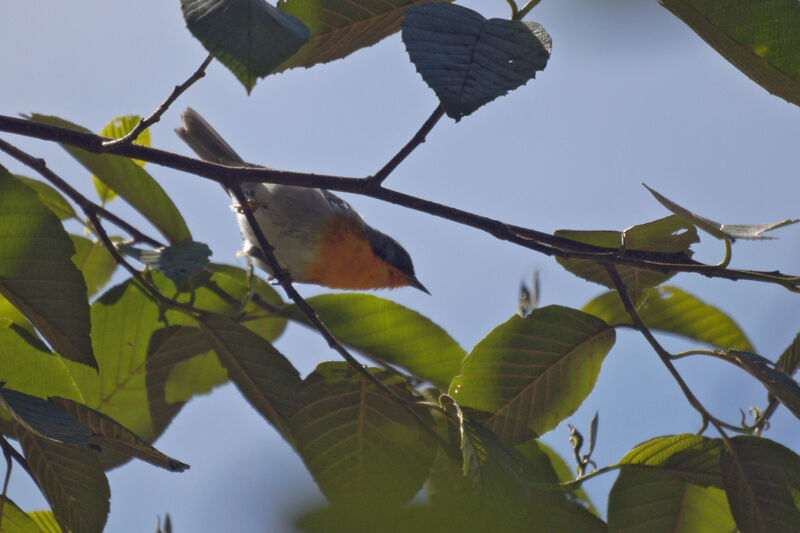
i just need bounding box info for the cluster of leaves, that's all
[0,0,799,532]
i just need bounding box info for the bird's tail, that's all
[175,108,246,166]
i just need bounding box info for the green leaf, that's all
[283,294,465,388]
[69,235,117,297]
[0,496,48,533]
[450,306,615,445]
[94,115,152,203]
[556,216,699,303]
[180,0,311,93]
[402,2,551,120]
[289,362,437,507]
[584,286,754,352]
[50,397,189,472]
[776,332,800,376]
[28,511,62,533]
[720,436,800,533]
[275,0,452,73]
[118,241,211,283]
[722,350,800,422]
[16,428,110,533]
[608,468,735,533]
[13,175,76,220]
[0,169,96,368]
[198,314,301,438]
[660,0,800,107]
[645,185,799,240]
[620,434,724,487]
[26,114,191,244]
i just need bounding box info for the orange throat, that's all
[305,215,410,290]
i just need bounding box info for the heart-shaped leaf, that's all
[402,2,551,120]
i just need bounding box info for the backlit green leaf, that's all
[450,306,615,445]
[13,175,76,220]
[0,169,95,368]
[584,286,753,352]
[620,434,724,487]
[0,496,44,533]
[284,293,465,388]
[26,114,191,244]
[94,115,152,202]
[70,235,117,297]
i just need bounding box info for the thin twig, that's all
[0,435,36,490]
[102,54,214,149]
[506,0,519,19]
[602,263,735,440]
[226,182,454,456]
[365,105,445,188]
[516,0,543,20]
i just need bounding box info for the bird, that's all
[176,108,428,293]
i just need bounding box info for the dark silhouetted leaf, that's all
[608,468,735,532]
[584,286,753,351]
[402,2,551,120]
[16,428,109,533]
[722,350,800,422]
[26,114,191,244]
[556,216,698,303]
[661,0,800,107]
[0,170,95,368]
[450,306,615,445]
[70,235,117,297]
[181,0,311,92]
[198,314,301,438]
[777,331,800,376]
[646,185,798,240]
[283,293,465,388]
[118,241,211,283]
[275,0,452,72]
[289,362,437,507]
[50,397,189,472]
[720,436,800,532]
[0,387,93,445]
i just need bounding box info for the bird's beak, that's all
[407,275,430,295]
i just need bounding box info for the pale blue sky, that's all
[2,1,799,531]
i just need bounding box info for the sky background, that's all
[2,0,799,531]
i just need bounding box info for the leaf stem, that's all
[505,0,519,19]
[516,0,543,20]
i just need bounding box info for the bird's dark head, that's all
[364,226,429,294]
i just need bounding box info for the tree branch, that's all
[102,54,214,149]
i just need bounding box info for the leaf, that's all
[556,216,699,303]
[720,436,800,533]
[722,350,800,422]
[26,114,191,244]
[645,184,799,240]
[289,362,437,507]
[49,397,189,472]
[12,175,76,220]
[402,2,551,120]
[28,511,62,533]
[620,434,724,487]
[0,169,96,368]
[283,294,465,388]
[450,305,615,445]
[69,235,117,297]
[0,496,48,533]
[180,0,311,92]
[584,286,754,352]
[118,241,212,283]
[275,0,452,73]
[0,387,93,444]
[660,0,800,107]
[16,428,110,533]
[198,313,301,438]
[608,468,736,533]
[776,331,800,376]
[94,115,152,202]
